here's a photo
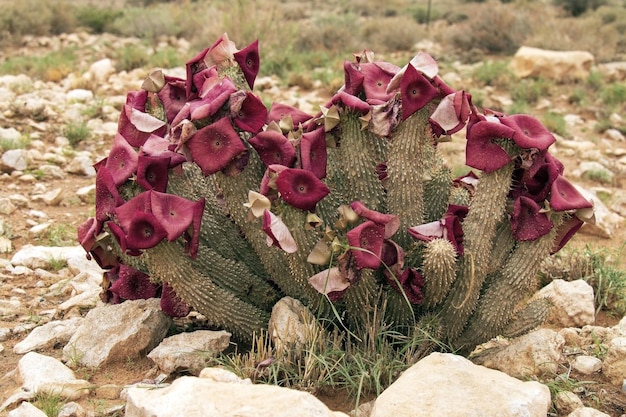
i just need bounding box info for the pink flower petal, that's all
[136,154,170,192]
[549,175,594,211]
[465,120,516,173]
[267,102,313,127]
[331,91,370,115]
[429,91,471,135]
[500,114,556,151]
[95,166,124,222]
[343,60,364,96]
[156,75,187,123]
[360,62,398,102]
[262,210,297,253]
[308,267,350,296]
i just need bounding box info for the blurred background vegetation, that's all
[0,0,624,78]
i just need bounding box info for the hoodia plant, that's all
[78,33,594,353]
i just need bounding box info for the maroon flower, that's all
[350,201,400,238]
[360,62,399,102]
[186,117,247,175]
[400,64,439,120]
[465,119,517,173]
[267,102,313,128]
[262,209,297,253]
[343,61,365,96]
[95,166,124,222]
[231,91,268,133]
[549,175,593,212]
[160,281,192,317]
[118,91,167,147]
[551,215,584,254]
[275,168,330,211]
[128,211,168,249]
[104,133,139,186]
[149,191,206,259]
[381,238,405,279]
[500,114,556,151]
[136,154,170,192]
[249,130,296,167]
[233,39,260,89]
[346,220,385,270]
[331,91,370,115]
[386,268,424,304]
[156,75,187,123]
[300,127,328,179]
[109,265,159,301]
[510,151,562,203]
[510,195,554,241]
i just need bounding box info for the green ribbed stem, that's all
[324,112,387,212]
[423,163,452,222]
[386,107,433,247]
[342,269,382,329]
[421,238,458,309]
[213,152,308,302]
[437,151,517,341]
[449,187,470,206]
[454,214,564,349]
[143,241,269,342]
[502,297,553,338]
[383,287,416,328]
[194,246,280,311]
[486,220,516,276]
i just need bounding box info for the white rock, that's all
[577,185,624,238]
[13,318,83,354]
[0,127,21,143]
[533,279,595,327]
[567,407,612,417]
[597,61,626,82]
[554,391,584,415]
[17,352,91,400]
[66,89,94,102]
[0,197,16,215]
[65,155,96,177]
[370,353,550,417]
[148,330,231,375]
[11,245,86,270]
[510,46,594,81]
[7,401,47,417]
[1,149,29,172]
[63,298,171,368]
[606,128,625,142]
[76,184,96,202]
[57,402,87,417]
[571,355,602,375]
[38,164,65,179]
[87,58,115,83]
[601,337,626,385]
[198,367,251,384]
[125,375,341,417]
[268,296,318,353]
[472,328,565,378]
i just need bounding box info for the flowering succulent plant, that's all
[79,33,594,351]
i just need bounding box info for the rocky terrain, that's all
[0,32,625,416]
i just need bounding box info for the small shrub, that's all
[148,46,184,70]
[64,121,91,147]
[601,83,626,107]
[113,43,149,72]
[360,16,424,52]
[43,223,77,247]
[582,168,613,184]
[33,391,66,417]
[472,60,514,88]
[553,0,607,16]
[510,78,551,105]
[542,111,568,137]
[445,4,530,55]
[0,49,77,82]
[75,6,122,34]
[0,135,30,152]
